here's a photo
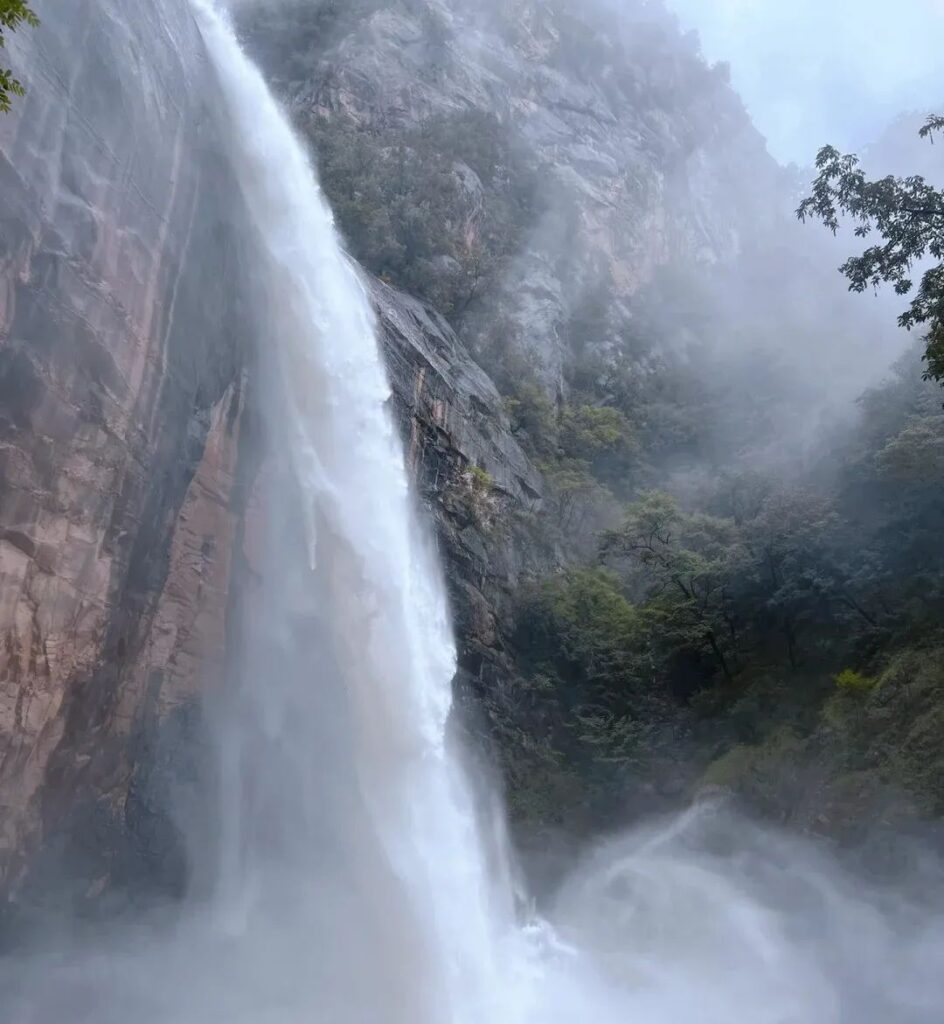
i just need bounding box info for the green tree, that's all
[797,115,944,382]
[740,488,843,668]
[0,1,37,113]
[507,568,662,819]
[559,403,638,486]
[505,380,557,455]
[601,492,745,686]
[539,458,606,541]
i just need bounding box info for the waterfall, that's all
[4,4,944,1023]
[187,3,527,1023]
[177,12,944,1024]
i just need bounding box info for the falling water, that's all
[187,2,527,1022]
[178,10,944,1024]
[5,4,944,1022]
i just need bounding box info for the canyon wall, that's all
[0,1,539,916]
[0,0,257,910]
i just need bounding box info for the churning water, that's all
[5,3,944,1022]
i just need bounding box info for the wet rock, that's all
[0,1,544,910]
[0,0,256,902]
[374,278,547,700]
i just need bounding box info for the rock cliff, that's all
[243,0,785,391]
[0,0,259,908]
[0,0,543,913]
[1,0,912,916]
[373,279,546,720]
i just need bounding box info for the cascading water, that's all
[168,10,944,1024]
[5,4,944,1023]
[186,2,526,1022]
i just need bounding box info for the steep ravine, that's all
[0,0,542,915]
[2,0,935,925]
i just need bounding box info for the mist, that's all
[1,0,944,1022]
[668,0,944,164]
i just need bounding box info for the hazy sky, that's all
[667,0,944,166]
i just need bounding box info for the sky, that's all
[667,0,944,166]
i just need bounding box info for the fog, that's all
[2,0,944,1022]
[7,797,944,1022]
[669,0,944,164]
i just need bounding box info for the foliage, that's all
[0,0,37,113]
[833,668,877,693]
[504,569,669,822]
[559,403,638,486]
[452,463,499,531]
[501,339,944,831]
[738,488,846,667]
[602,492,744,688]
[518,569,640,685]
[468,464,493,491]
[560,404,627,457]
[505,381,558,456]
[701,726,805,794]
[301,110,539,317]
[502,376,636,545]
[840,346,944,628]
[538,458,607,542]
[797,115,944,381]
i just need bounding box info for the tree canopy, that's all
[0,0,37,113]
[797,114,944,382]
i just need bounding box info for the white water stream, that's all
[6,4,944,1022]
[188,2,524,1021]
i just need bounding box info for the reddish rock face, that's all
[0,0,257,902]
[0,3,541,916]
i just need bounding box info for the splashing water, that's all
[5,4,944,1023]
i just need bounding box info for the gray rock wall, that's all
[245,0,784,390]
[374,280,546,715]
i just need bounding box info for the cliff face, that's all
[1,0,904,914]
[0,0,257,905]
[0,0,543,911]
[374,280,546,717]
[244,0,784,391]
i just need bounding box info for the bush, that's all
[298,110,539,318]
[452,463,500,531]
[492,568,672,824]
[833,668,877,693]
[505,381,558,455]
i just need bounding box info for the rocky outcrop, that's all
[373,280,546,708]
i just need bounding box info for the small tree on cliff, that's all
[798,115,944,383]
[0,0,37,113]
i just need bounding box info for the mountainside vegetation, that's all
[301,109,541,316]
[239,0,944,849]
[495,339,944,839]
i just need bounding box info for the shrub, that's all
[833,668,877,693]
[505,381,558,455]
[455,464,499,530]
